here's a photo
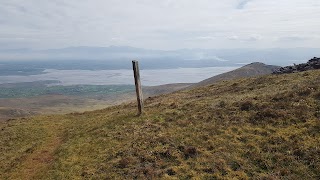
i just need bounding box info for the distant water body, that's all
[0,67,238,86]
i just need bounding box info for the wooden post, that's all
[132,60,143,115]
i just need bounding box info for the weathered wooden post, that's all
[132,60,143,115]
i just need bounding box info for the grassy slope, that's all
[1,70,320,179]
[188,62,279,89]
[0,83,190,121]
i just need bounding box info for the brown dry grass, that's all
[1,70,320,179]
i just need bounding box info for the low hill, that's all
[143,83,193,97]
[1,70,320,179]
[0,83,191,121]
[0,107,34,120]
[0,94,133,121]
[189,62,279,88]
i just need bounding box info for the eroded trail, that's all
[0,115,71,179]
[10,137,62,179]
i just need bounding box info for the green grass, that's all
[1,70,320,179]
[0,84,135,98]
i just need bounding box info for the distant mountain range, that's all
[0,46,319,67]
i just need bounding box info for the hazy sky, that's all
[0,0,319,50]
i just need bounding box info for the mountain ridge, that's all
[189,62,279,89]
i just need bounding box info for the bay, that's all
[0,67,238,86]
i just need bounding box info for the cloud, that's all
[227,34,262,42]
[228,35,239,41]
[0,0,319,50]
[278,35,309,42]
[236,0,253,9]
[193,36,216,41]
[246,34,263,41]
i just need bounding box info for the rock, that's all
[273,57,320,74]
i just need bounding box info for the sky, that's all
[0,0,319,50]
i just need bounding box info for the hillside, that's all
[1,70,320,179]
[189,62,279,88]
[0,82,190,121]
[143,83,193,97]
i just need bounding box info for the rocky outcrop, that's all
[273,57,320,74]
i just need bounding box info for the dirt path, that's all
[7,120,66,180]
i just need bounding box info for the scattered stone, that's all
[273,57,320,74]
